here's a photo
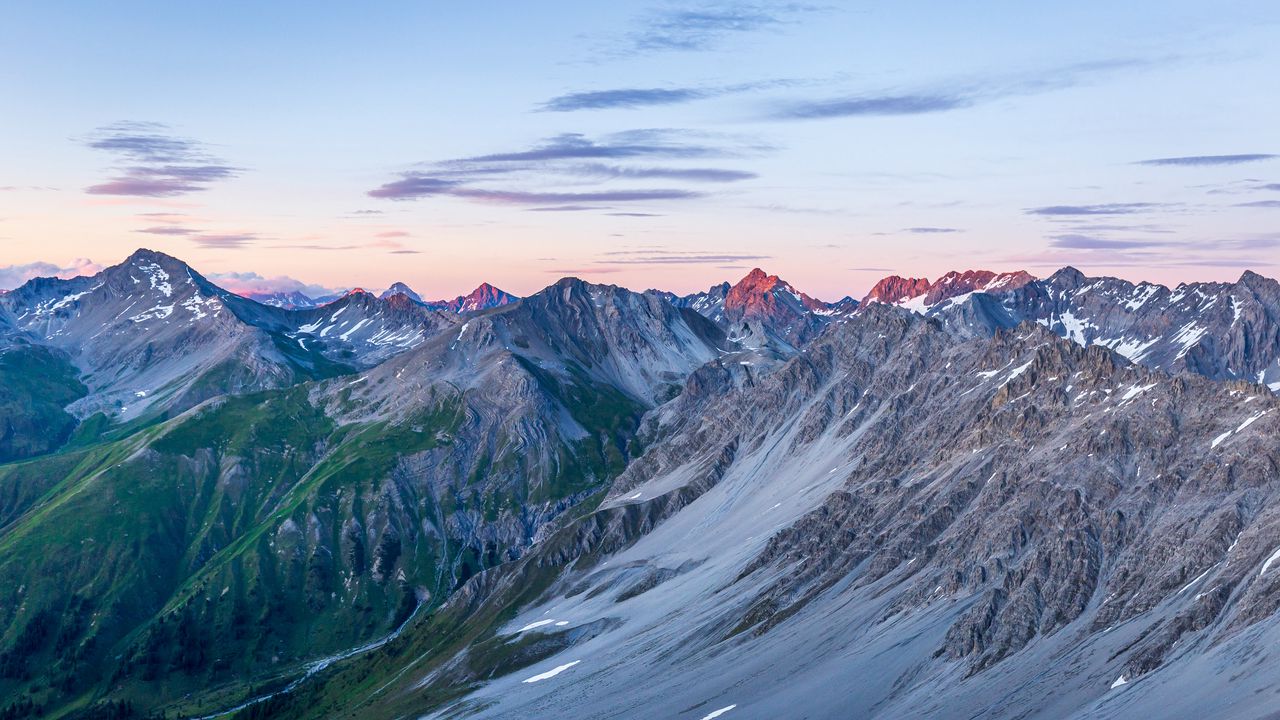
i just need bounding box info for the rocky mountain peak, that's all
[122,247,186,269]
[380,281,422,303]
[1236,269,1279,294]
[381,293,422,311]
[1047,265,1087,287]
[922,269,1035,305]
[862,270,1034,308]
[547,276,593,295]
[862,274,933,305]
[738,267,776,287]
[725,268,807,319]
[453,282,518,313]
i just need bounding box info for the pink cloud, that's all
[207,270,340,298]
[0,258,104,290]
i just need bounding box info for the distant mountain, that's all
[245,289,320,309]
[665,268,853,353]
[0,248,349,426]
[379,281,423,303]
[0,250,464,459]
[653,281,729,321]
[862,269,1034,309]
[265,288,461,367]
[377,281,517,314]
[863,267,1280,389]
[444,281,518,313]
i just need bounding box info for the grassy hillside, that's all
[0,365,646,719]
[0,346,87,463]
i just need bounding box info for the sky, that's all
[2,1,1279,300]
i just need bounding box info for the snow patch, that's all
[1119,383,1158,402]
[516,618,557,633]
[1260,546,1280,577]
[522,660,580,683]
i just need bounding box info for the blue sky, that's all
[2,1,1279,299]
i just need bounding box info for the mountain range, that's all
[248,281,517,315]
[4,249,1280,719]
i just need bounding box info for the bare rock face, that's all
[873,266,1280,394]
[862,274,934,304]
[443,282,519,313]
[317,303,1280,720]
[921,269,1034,305]
[666,268,846,353]
[861,270,1034,308]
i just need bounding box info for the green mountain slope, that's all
[0,345,88,464]
[0,361,644,718]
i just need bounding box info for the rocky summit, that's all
[4,250,1280,720]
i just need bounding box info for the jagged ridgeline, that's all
[5,251,1280,719]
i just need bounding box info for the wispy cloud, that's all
[538,78,808,112]
[369,181,701,204]
[193,233,256,248]
[1135,154,1276,167]
[1008,226,1279,273]
[1236,200,1280,208]
[453,130,743,163]
[624,3,824,53]
[1049,233,1167,250]
[541,87,708,111]
[82,122,240,197]
[369,130,761,207]
[1065,223,1175,234]
[775,94,967,120]
[1025,203,1162,216]
[768,57,1154,121]
[749,203,845,215]
[553,249,772,274]
[595,252,770,265]
[136,226,198,236]
[904,226,962,234]
[527,205,607,212]
[0,258,103,290]
[566,163,756,182]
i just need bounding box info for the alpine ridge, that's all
[5,249,1280,720]
[378,281,518,314]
